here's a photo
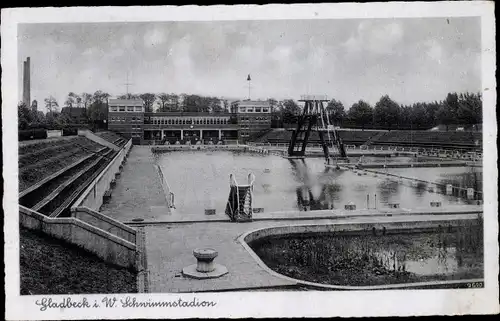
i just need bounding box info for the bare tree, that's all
[44,96,59,113]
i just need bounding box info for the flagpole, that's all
[247,74,251,100]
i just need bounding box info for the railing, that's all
[156,164,175,209]
[226,173,255,222]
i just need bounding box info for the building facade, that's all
[108,98,271,144]
[231,100,272,140]
[108,99,145,144]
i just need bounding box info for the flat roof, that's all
[235,100,271,107]
[109,99,143,106]
[145,112,234,117]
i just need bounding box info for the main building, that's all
[108,99,271,144]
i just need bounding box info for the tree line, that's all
[273,92,482,130]
[18,90,481,131]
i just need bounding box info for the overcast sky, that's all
[18,18,481,112]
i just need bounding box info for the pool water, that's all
[156,151,478,216]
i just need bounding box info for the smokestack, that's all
[23,57,31,107]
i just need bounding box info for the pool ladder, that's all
[225,173,255,222]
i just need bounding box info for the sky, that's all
[18,17,481,113]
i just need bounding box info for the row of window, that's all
[109,117,143,122]
[239,116,270,121]
[110,106,143,112]
[238,107,270,113]
[149,117,230,125]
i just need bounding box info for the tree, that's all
[64,92,80,108]
[44,96,59,113]
[86,91,110,129]
[268,98,278,112]
[373,95,401,130]
[140,93,157,112]
[347,100,373,129]
[435,102,455,131]
[117,93,140,99]
[326,99,345,125]
[157,93,169,112]
[222,99,230,112]
[18,101,33,130]
[281,99,300,124]
[81,92,93,109]
[456,92,482,125]
[92,90,110,104]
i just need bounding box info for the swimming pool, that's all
[156,151,477,216]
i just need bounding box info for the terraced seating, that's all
[252,128,482,150]
[253,129,376,145]
[19,136,118,217]
[19,137,107,192]
[371,131,481,149]
[95,131,127,147]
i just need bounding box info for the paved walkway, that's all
[144,213,479,293]
[100,146,170,221]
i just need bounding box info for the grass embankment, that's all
[20,227,137,295]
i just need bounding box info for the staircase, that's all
[225,173,255,222]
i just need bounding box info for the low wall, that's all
[72,139,132,211]
[47,130,62,138]
[151,144,246,153]
[72,207,136,244]
[78,129,120,151]
[20,205,138,271]
[242,217,480,244]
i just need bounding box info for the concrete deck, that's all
[100,146,170,221]
[124,205,482,224]
[143,213,480,293]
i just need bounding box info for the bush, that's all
[19,129,47,141]
[62,128,78,136]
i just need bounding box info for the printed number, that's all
[466,282,483,288]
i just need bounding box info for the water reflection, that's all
[289,159,341,210]
[250,224,484,286]
[157,152,476,215]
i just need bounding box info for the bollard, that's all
[446,184,453,195]
[430,201,442,207]
[205,209,216,215]
[182,248,228,279]
[345,202,356,210]
[388,203,400,209]
[467,188,475,199]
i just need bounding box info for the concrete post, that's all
[467,188,475,199]
[200,129,203,141]
[180,129,184,140]
[219,129,222,140]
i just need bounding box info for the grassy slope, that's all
[20,227,137,295]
